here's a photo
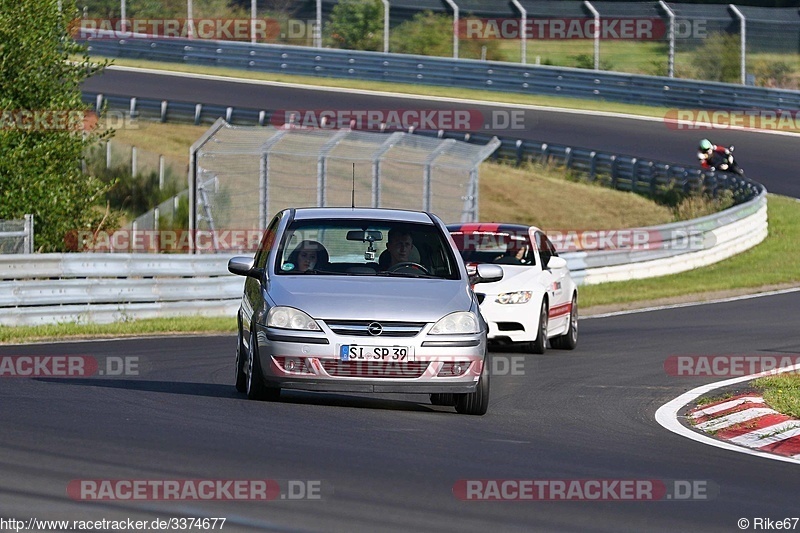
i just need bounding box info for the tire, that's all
[234,322,247,393]
[246,329,280,402]
[430,393,456,406]
[454,357,490,415]
[551,294,578,350]
[527,299,548,354]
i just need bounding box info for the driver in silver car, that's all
[385,228,414,267]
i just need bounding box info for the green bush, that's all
[690,32,741,83]
[325,0,384,51]
[752,58,796,89]
[570,53,614,71]
[390,11,507,61]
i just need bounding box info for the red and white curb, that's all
[689,395,800,459]
[655,364,800,465]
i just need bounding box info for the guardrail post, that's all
[194,104,202,125]
[610,155,617,188]
[160,100,168,122]
[541,143,548,164]
[95,93,104,113]
[565,147,573,169]
[226,107,233,122]
[130,97,137,119]
[631,157,638,192]
[515,139,524,166]
[258,110,266,126]
[589,151,597,180]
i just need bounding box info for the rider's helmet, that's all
[699,139,713,154]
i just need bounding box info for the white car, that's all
[448,223,578,353]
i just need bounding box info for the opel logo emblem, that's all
[367,322,383,336]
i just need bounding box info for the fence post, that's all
[730,5,747,85]
[131,146,137,175]
[159,155,165,189]
[659,1,675,78]
[24,214,34,254]
[106,140,112,169]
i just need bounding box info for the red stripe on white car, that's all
[548,302,572,319]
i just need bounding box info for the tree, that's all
[325,0,383,51]
[0,0,113,251]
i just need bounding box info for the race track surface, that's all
[3,291,799,532]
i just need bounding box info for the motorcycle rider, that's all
[697,138,735,172]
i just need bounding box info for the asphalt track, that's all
[82,67,800,198]
[2,291,800,532]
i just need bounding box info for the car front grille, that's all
[323,320,425,337]
[321,360,429,378]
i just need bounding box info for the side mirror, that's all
[546,256,567,270]
[473,263,503,284]
[228,256,261,279]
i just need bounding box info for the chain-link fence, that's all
[188,120,500,252]
[0,215,34,254]
[80,2,799,86]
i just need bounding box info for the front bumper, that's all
[254,323,486,394]
[478,296,537,343]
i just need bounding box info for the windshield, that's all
[275,219,460,279]
[449,229,536,266]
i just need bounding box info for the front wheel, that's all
[551,294,578,350]
[454,357,490,415]
[527,299,548,354]
[246,329,280,401]
[234,323,247,393]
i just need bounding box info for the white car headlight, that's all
[496,291,533,305]
[267,306,320,331]
[430,312,480,335]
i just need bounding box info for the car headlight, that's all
[430,312,480,335]
[267,306,320,331]
[496,291,533,304]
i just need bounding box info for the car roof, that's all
[447,223,542,234]
[291,207,434,224]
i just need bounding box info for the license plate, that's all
[339,345,414,362]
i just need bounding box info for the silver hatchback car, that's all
[227,207,503,415]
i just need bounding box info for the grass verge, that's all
[579,195,800,308]
[752,375,800,420]
[0,316,236,345]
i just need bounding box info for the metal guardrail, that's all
[84,91,766,205]
[0,254,241,326]
[82,35,800,111]
[0,191,767,325]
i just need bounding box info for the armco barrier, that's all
[81,35,800,111]
[0,191,768,326]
